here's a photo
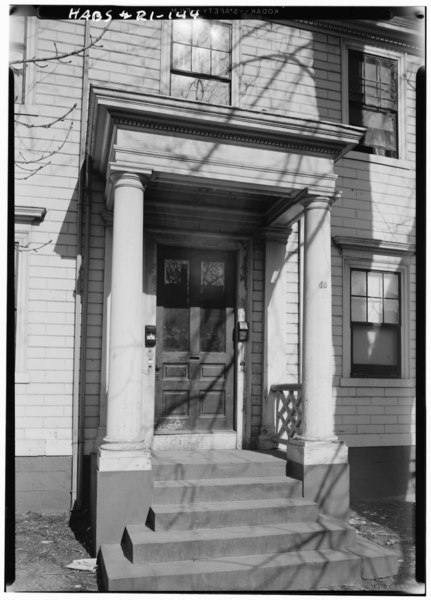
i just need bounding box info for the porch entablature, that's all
[87,86,365,214]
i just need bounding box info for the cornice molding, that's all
[332,236,416,255]
[88,87,366,178]
[112,114,346,159]
[291,19,423,52]
[15,206,47,224]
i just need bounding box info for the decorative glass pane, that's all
[192,47,211,74]
[351,297,366,322]
[384,299,399,324]
[172,43,191,71]
[368,271,382,298]
[212,50,230,77]
[165,259,189,285]
[211,24,230,51]
[202,261,225,287]
[200,308,225,352]
[368,298,383,323]
[192,20,211,48]
[384,273,399,298]
[351,270,366,296]
[352,326,397,366]
[172,20,192,44]
[164,259,189,308]
[163,308,190,352]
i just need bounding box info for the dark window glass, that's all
[171,20,231,105]
[350,269,401,377]
[163,259,190,351]
[348,50,398,158]
[10,16,26,104]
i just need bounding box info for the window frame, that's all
[10,15,37,106]
[161,19,240,106]
[349,268,401,378]
[341,40,406,164]
[341,247,412,384]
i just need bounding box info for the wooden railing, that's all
[270,384,303,446]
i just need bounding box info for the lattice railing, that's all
[270,384,303,445]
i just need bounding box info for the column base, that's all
[93,445,153,550]
[286,438,350,521]
[98,442,151,471]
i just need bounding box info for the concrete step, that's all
[146,498,319,531]
[122,514,357,564]
[152,449,287,481]
[100,544,364,592]
[153,474,302,504]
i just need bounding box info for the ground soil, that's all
[7,500,422,593]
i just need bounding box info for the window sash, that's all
[170,20,232,105]
[350,269,401,377]
[348,50,398,158]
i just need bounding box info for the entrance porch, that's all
[87,87,365,551]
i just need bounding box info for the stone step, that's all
[100,544,363,592]
[146,498,319,531]
[153,474,302,504]
[122,514,357,564]
[152,449,287,481]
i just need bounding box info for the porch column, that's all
[286,193,349,521]
[95,172,153,550]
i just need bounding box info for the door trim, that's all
[147,230,252,450]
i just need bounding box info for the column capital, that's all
[300,190,342,210]
[105,169,153,208]
[110,170,152,192]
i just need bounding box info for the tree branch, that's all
[10,21,111,67]
[15,104,77,129]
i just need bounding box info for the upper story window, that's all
[350,268,401,377]
[10,15,27,104]
[348,50,398,159]
[170,20,232,105]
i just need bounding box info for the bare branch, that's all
[15,104,77,129]
[15,162,50,180]
[10,21,111,67]
[15,120,74,179]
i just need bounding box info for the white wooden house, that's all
[12,7,423,591]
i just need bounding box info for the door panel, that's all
[155,246,236,433]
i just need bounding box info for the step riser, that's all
[125,528,356,564]
[153,481,302,504]
[104,556,362,592]
[147,504,319,531]
[153,462,286,482]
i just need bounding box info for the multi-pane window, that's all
[348,50,398,158]
[170,20,231,105]
[350,269,401,377]
[10,16,27,104]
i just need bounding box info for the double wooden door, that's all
[155,246,236,432]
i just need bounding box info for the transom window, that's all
[350,269,401,377]
[170,20,231,105]
[348,50,398,158]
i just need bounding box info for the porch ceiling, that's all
[143,179,294,235]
